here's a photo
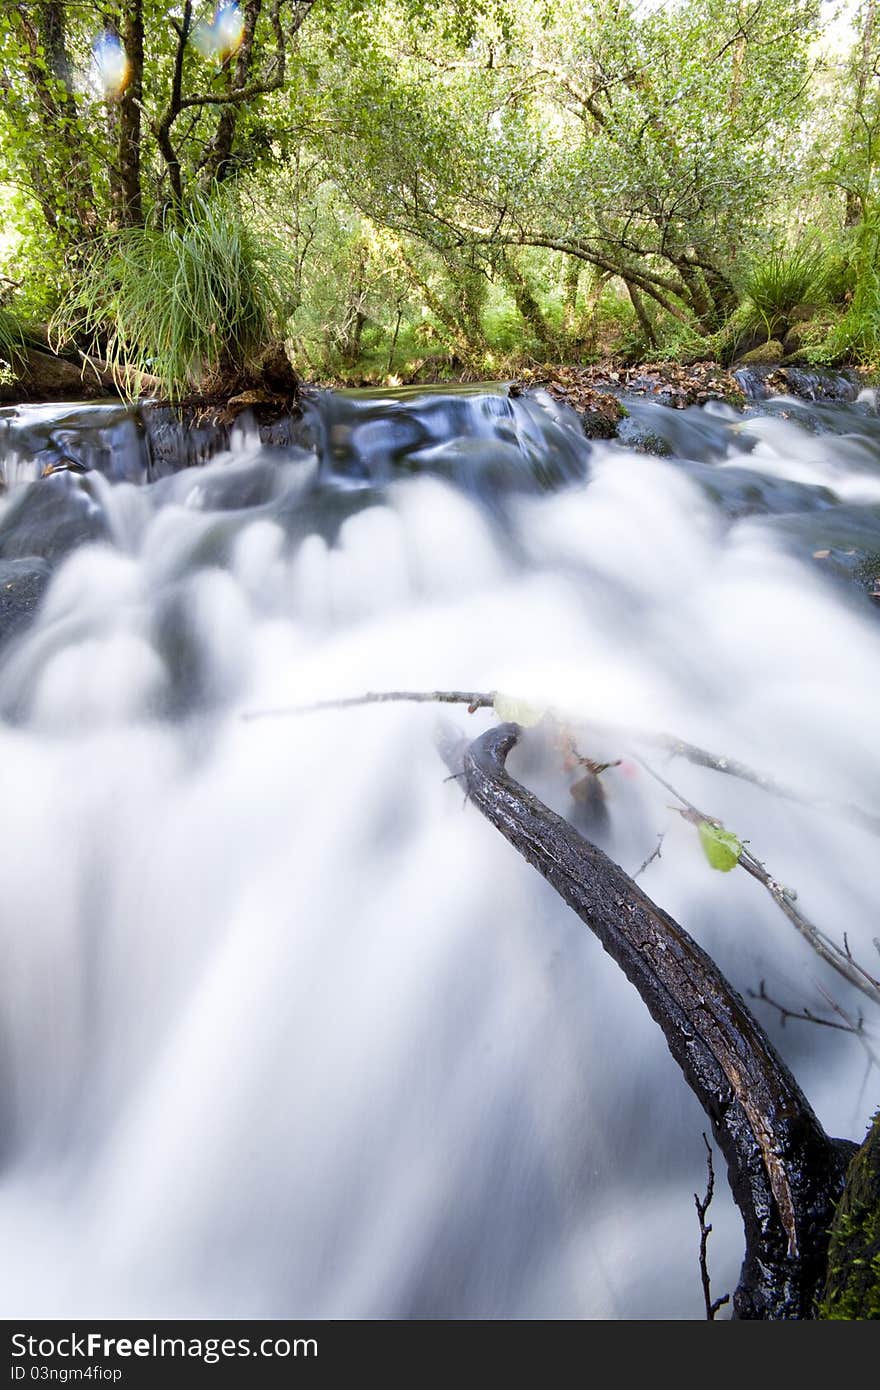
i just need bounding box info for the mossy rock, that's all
[734,339,785,367]
[819,1109,880,1319]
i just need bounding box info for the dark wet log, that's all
[440,721,855,1319]
[0,347,110,404]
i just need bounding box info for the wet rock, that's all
[0,557,51,650]
[766,367,860,403]
[0,472,109,564]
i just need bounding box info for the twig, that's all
[635,756,880,1008]
[695,1134,730,1320]
[748,980,868,1036]
[815,983,880,1071]
[243,690,495,720]
[635,831,665,879]
[243,687,880,1003]
[654,734,880,839]
[242,687,880,840]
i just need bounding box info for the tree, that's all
[317,0,821,340]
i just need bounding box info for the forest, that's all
[0,0,879,397]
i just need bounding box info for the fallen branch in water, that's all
[695,1135,730,1321]
[437,720,854,1319]
[243,688,880,837]
[243,687,880,1001]
[653,734,880,840]
[242,689,495,720]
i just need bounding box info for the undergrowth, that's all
[50,190,294,399]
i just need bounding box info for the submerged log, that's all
[439,721,855,1319]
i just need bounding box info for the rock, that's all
[734,339,785,367]
[789,302,822,324]
[0,557,51,650]
[226,388,281,412]
[0,471,109,564]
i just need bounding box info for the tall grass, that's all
[0,305,23,374]
[51,191,294,398]
[739,244,830,338]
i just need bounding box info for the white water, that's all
[0,390,879,1318]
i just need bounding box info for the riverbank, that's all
[4,340,877,439]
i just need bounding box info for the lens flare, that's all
[192,5,245,63]
[92,34,130,99]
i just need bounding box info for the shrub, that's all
[50,189,294,399]
[738,243,831,339]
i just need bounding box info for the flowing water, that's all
[0,383,879,1319]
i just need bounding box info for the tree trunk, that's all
[201,0,262,185]
[117,0,145,226]
[500,253,558,355]
[846,0,878,227]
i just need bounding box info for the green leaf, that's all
[492,691,546,727]
[698,821,743,873]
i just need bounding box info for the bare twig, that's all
[635,831,666,880]
[242,689,495,721]
[243,687,880,839]
[635,756,880,1008]
[653,734,880,839]
[244,686,880,1002]
[748,980,866,1036]
[695,1134,730,1320]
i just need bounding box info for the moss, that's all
[819,1110,880,1319]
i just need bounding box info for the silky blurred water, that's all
[0,386,878,1318]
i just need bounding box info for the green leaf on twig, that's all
[698,821,743,872]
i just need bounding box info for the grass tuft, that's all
[50,189,294,399]
[0,305,23,376]
[739,244,830,339]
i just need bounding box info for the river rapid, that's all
[0,382,878,1318]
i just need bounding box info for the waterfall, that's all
[0,384,878,1317]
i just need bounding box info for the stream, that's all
[1,381,879,1318]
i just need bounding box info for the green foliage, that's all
[829,210,880,364]
[819,1110,880,1320]
[698,821,743,872]
[0,0,877,379]
[0,304,23,382]
[738,245,831,339]
[50,191,293,398]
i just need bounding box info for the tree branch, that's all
[437,720,853,1318]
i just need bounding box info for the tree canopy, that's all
[1,0,878,387]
